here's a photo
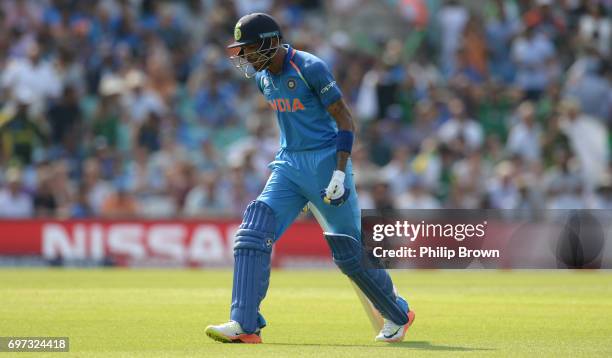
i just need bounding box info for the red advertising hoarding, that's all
[0,219,330,267]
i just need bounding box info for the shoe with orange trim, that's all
[374,310,416,343]
[205,321,263,344]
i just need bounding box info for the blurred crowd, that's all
[0,0,610,219]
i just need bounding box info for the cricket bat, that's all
[305,202,388,333]
[351,281,385,332]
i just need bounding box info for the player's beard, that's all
[247,46,278,75]
[252,55,273,72]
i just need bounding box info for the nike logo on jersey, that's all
[268,98,305,112]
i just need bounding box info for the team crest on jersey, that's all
[286,78,297,90]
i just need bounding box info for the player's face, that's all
[229,37,280,78]
[241,43,267,71]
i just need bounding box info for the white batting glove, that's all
[321,170,350,206]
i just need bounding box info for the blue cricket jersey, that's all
[255,45,343,151]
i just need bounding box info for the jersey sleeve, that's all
[302,59,343,108]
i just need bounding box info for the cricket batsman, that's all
[205,13,415,343]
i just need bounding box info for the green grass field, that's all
[1,269,611,357]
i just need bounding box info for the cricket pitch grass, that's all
[1,269,611,357]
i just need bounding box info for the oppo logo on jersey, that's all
[268,98,305,112]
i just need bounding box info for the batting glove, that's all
[321,170,350,207]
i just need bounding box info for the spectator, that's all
[543,148,583,202]
[511,24,556,99]
[33,165,57,217]
[559,99,609,188]
[92,76,124,149]
[55,45,86,95]
[193,72,237,127]
[1,41,61,114]
[487,161,520,209]
[458,16,488,81]
[438,98,484,151]
[2,0,42,31]
[485,0,521,83]
[563,57,611,122]
[578,1,610,56]
[234,0,274,16]
[122,70,165,125]
[522,0,566,42]
[395,180,441,209]
[218,162,261,217]
[546,180,585,210]
[183,173,231,217]
[82,158,113,214]
[122,146,163,196]
[453,47,485,84]
[438,0,469,76]
[0,88,47,166]
[0,167,33,218]
[49,160,74,216]
[351,144,381,188]
[471,82,513,139]
[0,0,608,216]
[146,37,178,104]
[506,101,542,163]
[366,122,393,166]
[380,145,413,196]
[405,100,439,150]
[136,111,162,153]
[451,150,489,208]
[592,172,612,209]
[371,180,396,211]
[47,85,82,151]
[100,187,140,218]
[406,50,442,93]
[70,184,93,218]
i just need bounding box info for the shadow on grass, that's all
[267,341,493,352]
[389,341,493,351]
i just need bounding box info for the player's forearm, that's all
[336,151,350,172]
[328,99,355,173]
[336,113,353,173]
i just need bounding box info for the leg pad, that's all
[230,201,276,333]
[325,233,408,325]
